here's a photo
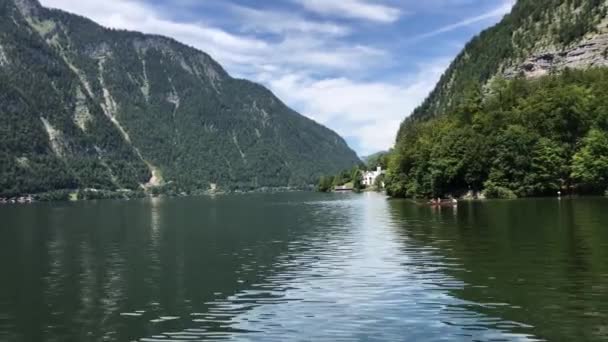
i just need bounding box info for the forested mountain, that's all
[388,0,608,198]
[0,0,360,197]
[362,151,390,170]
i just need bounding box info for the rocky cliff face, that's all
[505,20,608,78]
[399,0,608,131]
[0,0,360,197]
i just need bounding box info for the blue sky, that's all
[40,0,514,156]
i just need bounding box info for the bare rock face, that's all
[0,43,9,66]
[12,0,40,16]
[505,33,608,78]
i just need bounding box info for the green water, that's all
[0,193,607,341]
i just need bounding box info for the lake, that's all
[1,193,607,341]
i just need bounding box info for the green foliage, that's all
[332,174,346,187]
[526,138,568,195]
[77,189,145,201]
[364,151,390,170]
[0,0,359,197]
[571,129,608,191]
[352,169,363,191]
[486,125,536,196]
[373,174,385,191]
[388,69,608,198]
[483,181,518,199]
[317,166,364,192]
[556,0,604,45]
[317,176,333,193]
[34,190,74,202]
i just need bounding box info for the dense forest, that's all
[386,69,608,198]
[0,0,359,198]
[388,0,608,199]
[317,167,364,193]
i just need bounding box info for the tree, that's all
[522,138,568,195]
[332,174,344,187]
[373,174,385,191]
[317,176,333,193]
[365,151,390,170]
[571,129,608,192]
[487,125,535,196]
[352,169,363,191]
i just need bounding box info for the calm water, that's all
[1,193,607,341]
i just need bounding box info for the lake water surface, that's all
[1,193,607,341]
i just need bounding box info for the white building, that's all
[362,166,385,187]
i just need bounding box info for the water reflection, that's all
[132,194,537,341]
[1,194,607,341]
[387,198,608,341]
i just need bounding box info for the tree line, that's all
[317,155,389,192]
[386,68,608,199]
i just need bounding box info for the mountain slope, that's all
[0,0,360,197]
[398,0,608,133]
[388,0,608,198]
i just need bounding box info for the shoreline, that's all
[0,186,313,206]
[391,194,608,206]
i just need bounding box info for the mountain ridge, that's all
[0,0,360,197]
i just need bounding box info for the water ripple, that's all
[137,194,539,341]
[2,194,607,341]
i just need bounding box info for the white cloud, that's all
[40,0,268,67]
[259,59,449,155]
[411,0,514,41]
[39,0,404,154]
[39,0,384,72]
[294,0,402,23]
[231,5,351,36]
[36,0,454,155]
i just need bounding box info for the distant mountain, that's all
[361,152,386,163]
[361,151,389,169]
[0,0,360,197]
[388,0,608,199]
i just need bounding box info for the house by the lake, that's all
[362,166,385,187]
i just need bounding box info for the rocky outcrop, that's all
[0,44,8,66]
[505,33,608,78]
[12,0,39,16]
